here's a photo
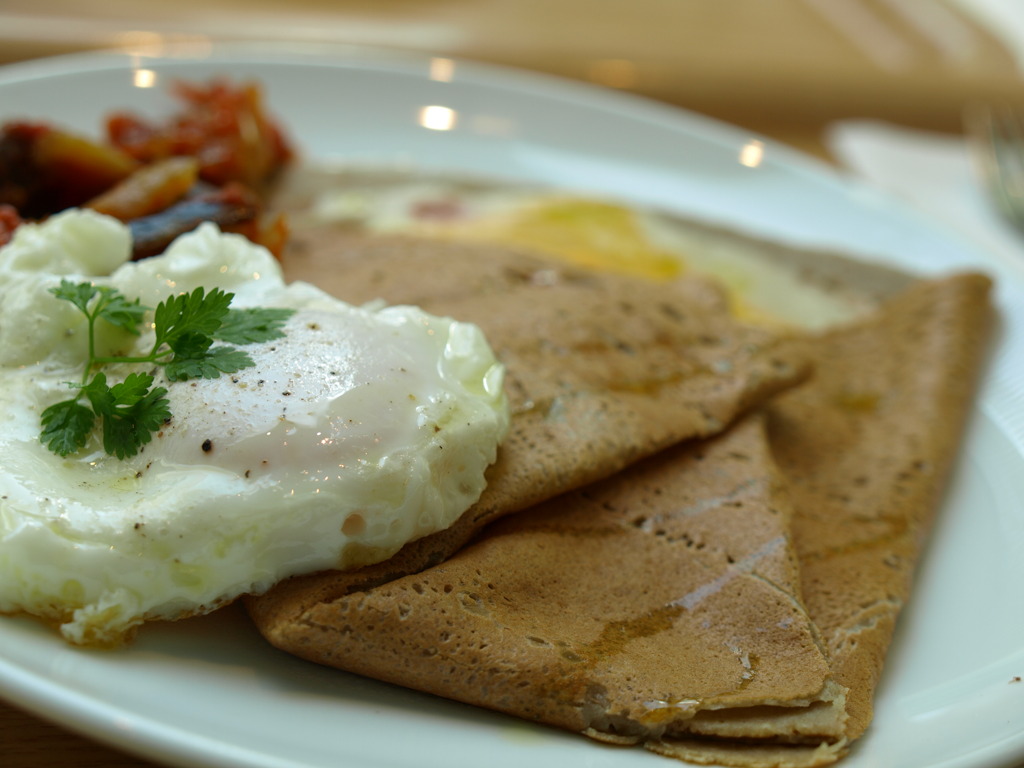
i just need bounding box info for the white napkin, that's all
[826,119,1024,269]
[834,0,1024,249]
[947,0,1024,71]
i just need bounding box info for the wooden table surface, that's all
[1,1,1022,766]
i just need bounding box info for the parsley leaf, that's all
[49,280,100,314]
[40,398,96,457]
[153,287,234,356]
[102,375,171,459]
[164,347,254,382]
[49,281,149,336]
[215,307,293,344]
[40,281,293,460]
[81,372,172,459]
[81,371,116,414]
[164,329,214,362]
[95,290,148,335]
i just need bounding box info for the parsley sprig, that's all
[40,280,294,460]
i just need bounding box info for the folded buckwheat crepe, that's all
[249,226,992,767]
[249,234,809,602]
[258,413,849,766]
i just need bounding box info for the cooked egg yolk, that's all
[418,198,684,281]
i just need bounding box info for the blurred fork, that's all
[965,103,1024,236]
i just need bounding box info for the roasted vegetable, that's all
[86,156,200,221]
[0,79,293,260]
[0,122,138,217]
[106,79,293,190]
[0,204,21,246]
[127,182,262,260]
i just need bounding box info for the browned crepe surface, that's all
[645,272,993,766]
[258,414,847,757]
[249,233,809,622]
[769,272,993,741]
[252,225,992,766]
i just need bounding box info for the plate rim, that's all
[0,43,1022,768]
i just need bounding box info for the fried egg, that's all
[0,210,509,646]
[298,176,877,330]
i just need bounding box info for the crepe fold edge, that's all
[248,252,814,629]
[769,271,995,743]
[636,271,995,766]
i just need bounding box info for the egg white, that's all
[0,211,509,645]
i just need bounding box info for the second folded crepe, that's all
[258,413,849,764]
[251,255,992,767]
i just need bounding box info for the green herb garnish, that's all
[40,280,294,459]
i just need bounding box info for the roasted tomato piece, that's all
[106,79,293,190]
[0,203,22,246]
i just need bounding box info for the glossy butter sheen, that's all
[0,211,509,645]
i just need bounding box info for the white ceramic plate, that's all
[1,45,1023,768]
